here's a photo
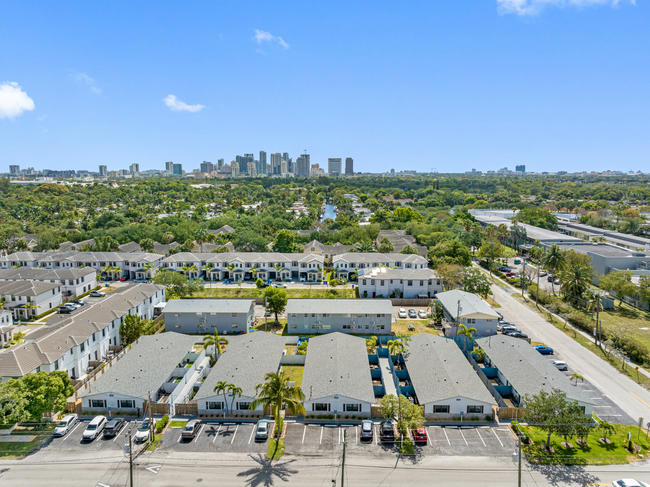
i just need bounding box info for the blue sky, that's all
[0,0,646,174]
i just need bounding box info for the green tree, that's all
[429,240,472,266]
[264,286,288,324]
[213,381,233,416]
[392,207,424,223]
[228,384,243,415]
[272,229,297,253]
[598,270,637,308]
[140,238,155,253]
[509,224,527,252]
[4,371,74,421]
[599,420,615,443]
[461,267,492,298]
[542,245,566,295]
[435,263,464,291]
[559,263,594,306]
[379,394,425,433]
[399,244,419,255]
[120,314,144,345]
[354,240,376,253]
[457,323,477,350]
[249,371,306,435]
[203,329,228,361]
[153,270,204,298]
[522,388,585,449]
[0,381,30,424]
[639,276,650,307]
[378,237,394,253]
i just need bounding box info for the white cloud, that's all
[497,0,635,15]
[253,29,289,49]
[0,82,35,119]
[71,72,101,94]
[163,94,205,113]
[37,114,47,121]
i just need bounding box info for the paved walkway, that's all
[378,356,397,397]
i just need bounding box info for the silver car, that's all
[53,414,78,437]
[82,416,107,441]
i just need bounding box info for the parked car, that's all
[53,414,78,437]
[398,308,407,319]
[120,276,128,281]
[505,272,516,278]
[181,419,202,440]
[498,266,510,272]
[538,270,548,277]
[134,420,151,443]
[70,300,88,307]
[501,326,521,334]
[379,421,396,443]
[554,278,560,285]
[496,311,503,320]
[408,309,417,318]
[611,480,650,487]
[514,259,521,264]
[418,310,428,319]
[534,345,554,355]
[360,420,374,441]
[58,304,76,314]
[273,283,286,288]
[552,360,568,371]
[547,275,554,282]
[505,331,528,339]
[82,416,107,441]
[89,290,105,298]
[412,427,428,443]
[415,293,429,299]
[103,418,125,438]
[255,420,270,441]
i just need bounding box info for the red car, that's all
[505,272,516,278]
[412,427,427,443]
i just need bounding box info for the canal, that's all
[321,204,337,221]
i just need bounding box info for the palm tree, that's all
[599,421,615,443]
[473,347,486,363]
[249,371,306,433]
[560,264,593,305]
[249,265,259,282]
[571,372,584,386]
[203,330,228,361]
[542,245,566,295]
[140,238,155,253]
[587,291,605,346]
[101,264,112,280]
[142,263,156,279]
[457,323,477,350]
[227,263,236,280]
[194,228,209,253]
[163,233,175,245]
[214,381,233,416]
[22,301,37,318]
[354,240,376,253]
[497,224,509,243]
[228,385,243,415]
[387,339,405,356]
[510,224,527,252]
[274,264,284,281]
[485,224,498,240]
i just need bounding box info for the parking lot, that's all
[156,421,516,457]
[43,419,146,454]
[392,306,431,321]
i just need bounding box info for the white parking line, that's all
[249,426,255,444]
[112,424,127,442]
[66,422,83,439]
[338,427,341,445]
[492,428,503,447]
[355,426,358,444]
[302,425,307,444]
[459,429,468,446]
[177,431,182,443]
[320,426,323,445]
[194,425,204,443]
[443,428,450,446]
[476,428,486,447]
[213,424,222,443]
[375,426,378,445]
[427,430,432,447]
[231,425,239,444]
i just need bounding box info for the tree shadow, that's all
[237,454,298,487]
[529,463,600,487]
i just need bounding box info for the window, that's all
[376,314,381,317]
[407,280,413,286]
[102,328,106,337]
[380,280,384,286]
[91,399,105,408]
[420,281,424,286]
[467,405,484,414]
[53,360,59,370]
[231,313,238,317]
[80,343,85,353]
[291,324,297,329]
[344,404,359,412]
[207,401,222,410]
[119,400,134,408]
[238,402,251,410]
[314,403,329,411]
[343,325,351,329]
[362,279,367,285]
[434,405,450,413]
[231,324,238,328]
[378,325,385,330]
[92,333,96,342]
[291,313,297,317]
[322,324,331,329]
[467,319,475,324]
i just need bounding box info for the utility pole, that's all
[126,430,134,487]
[148,391,154,443]
[489,241,495,275]
[518,436,522,487]
[341,430,346,487]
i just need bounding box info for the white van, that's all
[82,416,107,441]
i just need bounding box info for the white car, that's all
[612,481,650,487]
[134,420,151,443]
[398,308,407,319]
[53,414,78,437]
[418,310,428,319]
[552,360,568,371]
[82,416,107,441]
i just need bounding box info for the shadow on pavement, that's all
[237,454,298,487]
[529,463,600,487]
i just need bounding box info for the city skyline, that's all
[1,1,647,173]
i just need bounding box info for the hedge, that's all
[155,415,169,433]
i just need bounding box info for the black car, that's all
[379,421,396,443]
[506,331,528,339]
[547,275,554,282]
[103,418,125,438]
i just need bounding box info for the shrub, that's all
[155,415,169,433]
[255,278,264,288]
[567,312,591,333]
[485,415,492,422]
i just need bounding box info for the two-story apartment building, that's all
[0,283,165,381]
[333,252,428,281]
[436,290,499,338]
[286,299,393,335]
[163,299,255,335]
[358,267,442,298]
[0,267,97,297]
[0,281,62,319]
[0,310,15,348]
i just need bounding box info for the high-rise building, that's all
[295,156,309,177]
[281,160,287,174]
[98,165,107,177]
[172,163,183,176]
[231,162,239,178]
[130,163,140,175]
[118,169,129,176]
[271,153,282,175]
[345,158,353,175]
[515,165,526,173]
[247,161,257,177]
[328,158,342,176]
[166,161,174,173]
[9,165,20,175]
[236,154,254,174]
[282,152,289,163]
[200,161,214,174]
[217,159,224,169]
[259,151,267,175]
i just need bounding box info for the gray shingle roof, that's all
[302,333,375,404]
[475,335,594,405]
[163,299,255,315]
[287,299,393,315]
[195,333,286,401]
[0,267,96,282]
[79,333,199,400]
[0,280,60,297]
[334,253,427,264]
[404,334,495,406]
[436,290,499,319]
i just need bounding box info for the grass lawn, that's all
[194,287,355,299]
[0,423,55,459]
[266,438,285,460]
[392,320,440,336]
[485,296,501,308]
[520,423,650,465]
[591,302,650,353]
[399,437,415,455]
[145,433,163,451]
[253,319,286,334]
[284,345,297,355]
[169,420,188,428]
[281,365,304,389]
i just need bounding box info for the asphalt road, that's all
[3,449,650,486]
[491,282,650,424]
